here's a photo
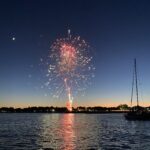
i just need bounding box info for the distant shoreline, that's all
[0,111,128,114]
[0,105,149,113]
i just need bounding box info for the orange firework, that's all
[59,43,77,73]
[44,30,95,111]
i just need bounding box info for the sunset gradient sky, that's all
[1,0,150,107]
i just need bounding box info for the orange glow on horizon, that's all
[1,96,150,108]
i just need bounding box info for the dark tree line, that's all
[0,104,149,113]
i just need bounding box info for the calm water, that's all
[0,113,150,150]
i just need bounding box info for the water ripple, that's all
[0,113,150,149]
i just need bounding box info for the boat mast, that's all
[131,65,134,107]
[134,59,139,106]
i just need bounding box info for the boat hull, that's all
[125,112,150,121]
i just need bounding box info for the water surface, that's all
[0,113,150,150]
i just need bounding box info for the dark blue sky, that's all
[1,0,150,107]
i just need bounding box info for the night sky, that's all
[1,0,150,107]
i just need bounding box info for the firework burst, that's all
[43,30,95,110]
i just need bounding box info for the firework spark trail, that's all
[44,30,95,111]
[64,78,73,111]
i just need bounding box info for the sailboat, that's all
[125,59,150,120]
